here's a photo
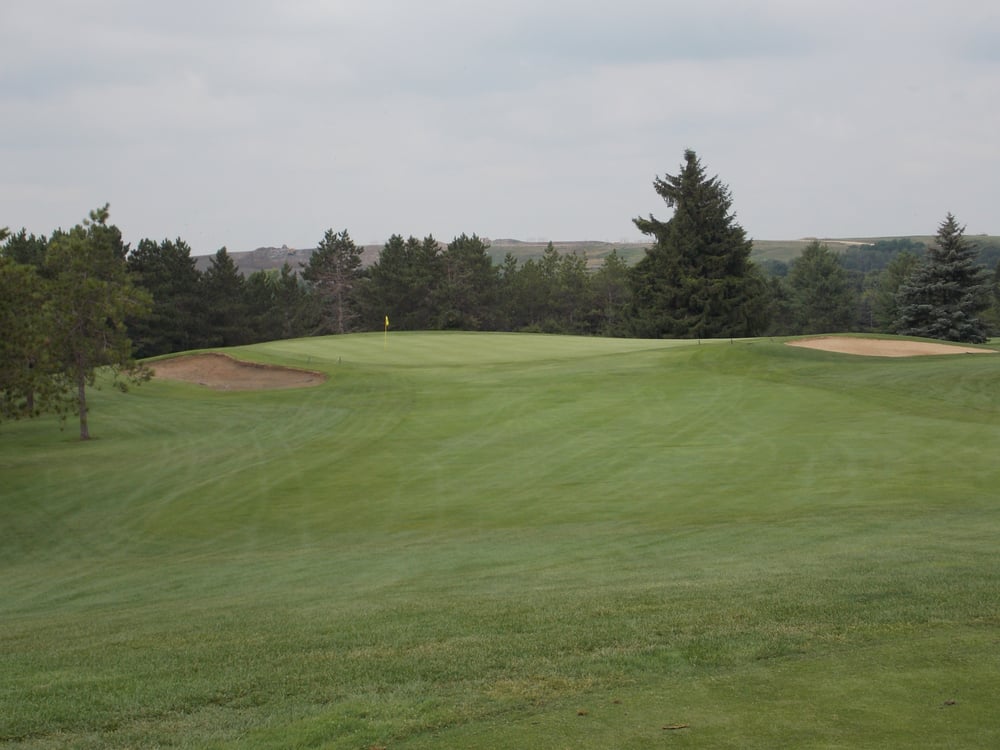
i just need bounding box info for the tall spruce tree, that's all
[894,213,990,343]
[630,149,767,338]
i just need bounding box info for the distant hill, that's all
[194,240,652,275]
[195,235,1000,276]
[193,244,382,275]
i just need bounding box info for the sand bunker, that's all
[787,336,997,358]
[151,353,326,390]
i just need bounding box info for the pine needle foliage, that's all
[895,213,991,343]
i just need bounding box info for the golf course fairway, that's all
[2,332,999,748]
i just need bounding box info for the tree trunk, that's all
[77,368,90,440]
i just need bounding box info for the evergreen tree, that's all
[555,250,591,333]
[126,237,204,357]
[786,241,857,334]
[895,214,991,343]
[0,257,67,420]
[363,234,442,330]
[868,251,919,332]
[241,264,312,343]
[629,149,767,338]
[435,234,498,330]
[200,247,249,346]
[590,250,632,336]
[1,228,48,267]
[301,229,364,334]
[44,205,151,440]
[272,262,313,339]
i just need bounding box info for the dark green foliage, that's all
[1,228,48,267]
[435,234,498,330]
[364,234,442,330]
[500,242,594,333]
[839,238,926,274]
[502,255,548,331]
[758,258,789,278]
[629,150,768,338]
[867,251,920,332]
[0,258,67,420]
[786,241,857,334]
[895,214,991,343]
[589,250,632,336]
[43,206,151,439]
[554,249,590,333]
[301,229,364,334]
[199,247,249,346]
[251,263,313,342]
[127,238,204,357]
[762,276,795,335]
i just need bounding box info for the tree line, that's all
[3,151,997,437]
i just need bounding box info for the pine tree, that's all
[894,214,990,343]
[364,235,442,330]
[590,250,632,336]
[0,257,66,420]
[629,150,768,338]
[434,234,498,330]
[44,205,151,440]
[301,229,364,334]
[786,241,857,334]
[200,247,249,346]
[126,237,204,356]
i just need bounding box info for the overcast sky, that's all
[2,1,999,255]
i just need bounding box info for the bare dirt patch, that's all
[151,353,326,390]
[787,336,997,358]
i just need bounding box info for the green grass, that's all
[3,332,1000,748]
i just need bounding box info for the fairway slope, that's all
[3,332,1000,749]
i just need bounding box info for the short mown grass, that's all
[2,332,999,748]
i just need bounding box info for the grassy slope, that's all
[2,333,1000,748]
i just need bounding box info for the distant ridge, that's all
[194,239,652,275]
[193,244,382,275]
[192,234,1000,276]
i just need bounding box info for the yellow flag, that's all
[385,315,390,329]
